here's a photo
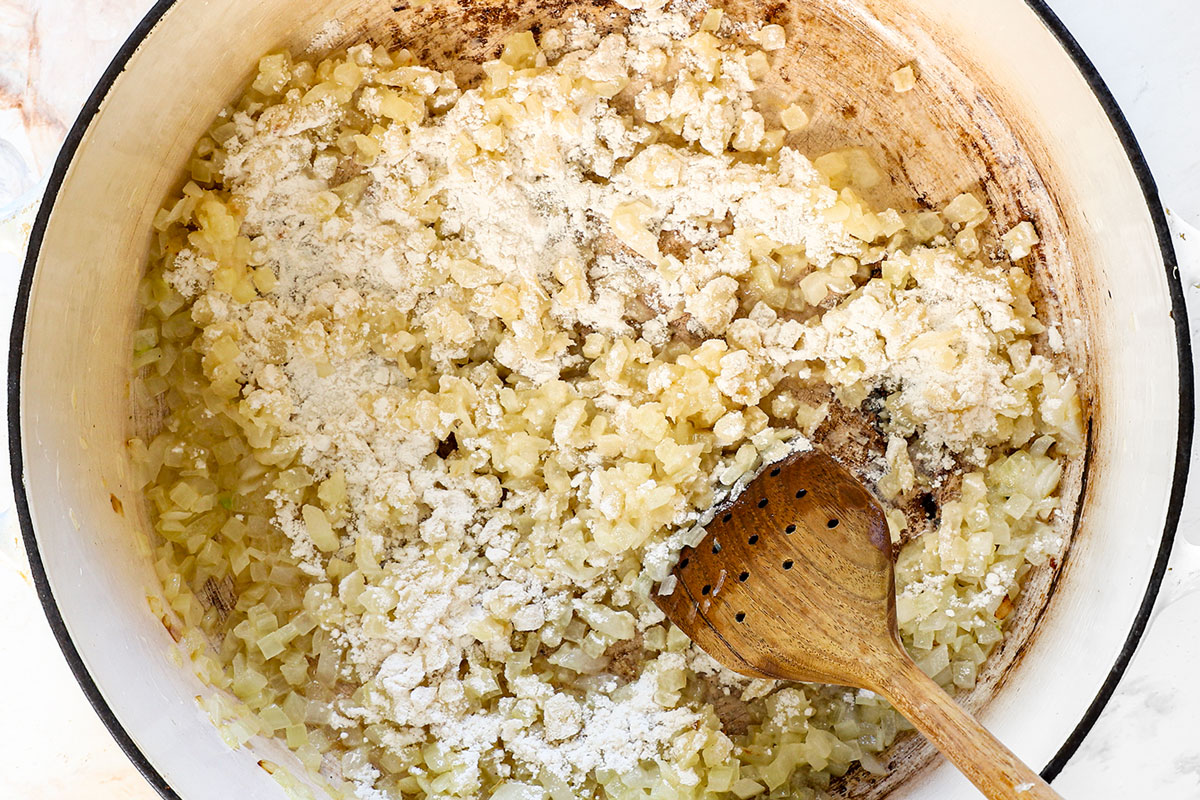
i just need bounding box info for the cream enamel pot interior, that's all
[9,0,1191,798]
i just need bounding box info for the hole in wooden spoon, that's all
[827,519,839,528]
[735,612,746,623]
[738,571,749,582]
[748,534,759,545]
[783,560,794,570]
[795,489,807,498]
[757,498,768,508]
[785,524,796,534]
[701,584,712,595]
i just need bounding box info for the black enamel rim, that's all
[7,0,1192,797]
[1022,0,1194,779]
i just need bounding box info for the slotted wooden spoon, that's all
[656,449,1062,800]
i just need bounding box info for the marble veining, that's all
[0,0,147,214]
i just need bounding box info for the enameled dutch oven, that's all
[9,0,1191,796]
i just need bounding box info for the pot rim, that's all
[7,0,1192,796]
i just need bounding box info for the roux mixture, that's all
[131,5,1082,798]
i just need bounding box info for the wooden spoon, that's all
[655,449,1062,800]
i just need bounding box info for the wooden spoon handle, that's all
[874,655,1063,800]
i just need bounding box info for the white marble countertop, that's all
[1,0,1198,797]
